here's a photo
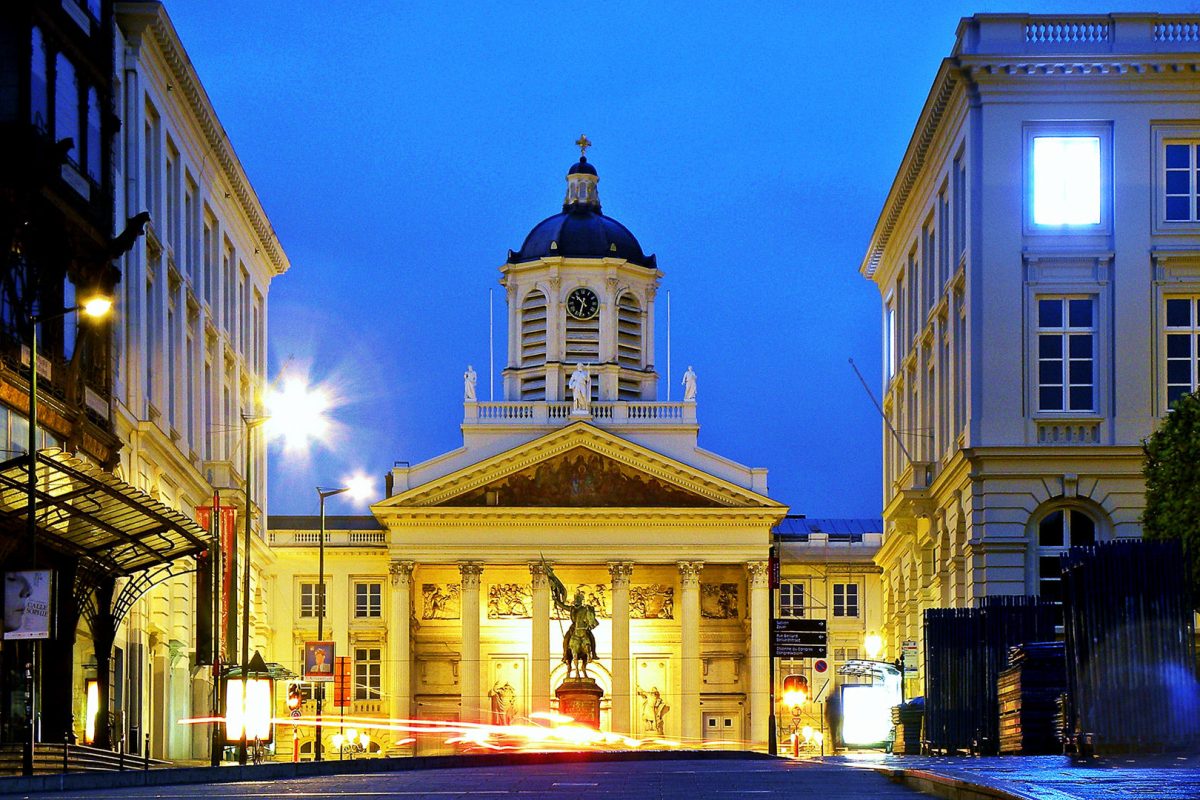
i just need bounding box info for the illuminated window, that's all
[1165,142,1200,223]
[1032,136,1101,226]
[833,583,859,617]
[354,647,381,700]
[1164,296,1200,407]
[1036,297,1095,412]
[779,582,804,618]
[299,582,325,618]
[354,581,382,618]
[884,299,896,378]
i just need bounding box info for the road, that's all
[26,757,926,799]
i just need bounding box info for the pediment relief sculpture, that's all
[437,448,724,507]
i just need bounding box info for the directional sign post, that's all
[772,618,827,659]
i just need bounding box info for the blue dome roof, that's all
[508,209,656,268]
[507,155,656,268]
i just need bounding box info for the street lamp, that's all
[237,413,270,766]
[314,477,372,762]
[23,293,111,774]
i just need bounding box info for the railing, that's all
[1155,20,1200,42]
[963,14,1200,54]
[465,401,696,426]
[1025,19,1109,44]
[0,742,172,775]
[1036,420,1100,444]
[269,530,386,547]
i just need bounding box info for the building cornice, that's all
[115,2,290,276]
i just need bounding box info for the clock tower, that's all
[501,139,662,402]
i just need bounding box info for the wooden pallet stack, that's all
[997,642,1067,754]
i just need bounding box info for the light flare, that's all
[264,374,333,455]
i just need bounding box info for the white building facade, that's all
[860,13,1200,693]
[101,1,288,760]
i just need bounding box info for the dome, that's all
[506,154,656,269]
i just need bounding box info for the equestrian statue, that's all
[542,559,598,680]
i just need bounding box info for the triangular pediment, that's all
[439,446,719,507]
[379,423,781,510]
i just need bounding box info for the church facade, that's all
[267,147,791,752]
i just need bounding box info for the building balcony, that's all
[268,530,387,547]
[463,400,696,427]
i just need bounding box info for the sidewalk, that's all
[819,751,1200,800]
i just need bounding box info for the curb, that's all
[878,768,1037,800]
[0,748,774,795]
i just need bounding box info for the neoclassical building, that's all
[268,149,790,752]
[859,13,1200,694]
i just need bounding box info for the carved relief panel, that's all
[635,656,672,737]
[629,584,674,619]
[700,583,739,619]
[421,583,461,620]
[553,583,610,619]
[488,583,533,619]
[488,657,525,725]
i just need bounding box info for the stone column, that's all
[746,561,770,750]
[529,562,551,713]
[608,562,633,734]
[459,563,483,723]
[678,561,703,741]
[388,560,414,731]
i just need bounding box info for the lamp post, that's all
[237,414,270,766]
[313,485,349,763]
[22,295,111,775]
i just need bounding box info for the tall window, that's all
[884,298,896,378]
[1032,136,1101,226]
[354,582,382,618]
[299,582,326,618]
[30,27,48,129]
[833,583,859,617]
[1036,508,1096,606]
[54,54,79,165]
[616,293,642,372]
[1165,296,1200,407]
[1036,297,1095,412]
[1164,141,1200,223]
[953,152,966,261]
[779,582,804,618]
[85,87,100,182]
[354,647,381,700]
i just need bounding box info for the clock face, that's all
[566,287,599,320]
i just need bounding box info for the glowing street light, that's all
[864,632,884,661]
[313,475,373,762]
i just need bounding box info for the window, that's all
[354,647,381,700]
[354,581,382,618]
[299,582,326,618]
[31,28,48,129]
[953,151,966,262]
[779,582,804,618]
[1037,297,1095,412]
[1165,141,1200,223]
[54,54,79,165]
[1165,296,1200,407]
[833,583,859,617]
[884,298,896,378]
[1031,136,1101,226]
[1036,508,1096,606]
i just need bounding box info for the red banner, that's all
[197,498,238,665]
[333,656,352,708]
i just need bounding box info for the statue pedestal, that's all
[555,677,603,729]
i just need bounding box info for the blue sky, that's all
[167,1,1200,518]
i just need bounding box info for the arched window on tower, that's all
[1033,504,1099,619]
[520,289,547,399]
[617,292,643,400]
[563,291,599,363]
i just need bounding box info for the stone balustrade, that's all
[464,400,697,426]
[268,530,386,547]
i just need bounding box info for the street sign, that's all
[773,618,827,659]
[902,639,919,674]
[290,709,301,719]
[333,655,352,708]
[813,659,828,673]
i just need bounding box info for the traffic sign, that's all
[813,659,828,673]
[290,709,301,719]
[773,618,827,659]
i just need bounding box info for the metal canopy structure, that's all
[0,449,208,575]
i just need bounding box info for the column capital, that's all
[745,560,769,588]
[528,561,550,590]
[607,561,634,587]
[389,560,415,587]
[459,562,484,589]
[677,561,704,586]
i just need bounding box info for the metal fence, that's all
[924,596,1058,754]
[1061,539,1200,753]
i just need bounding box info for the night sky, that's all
[166,1,1200,519]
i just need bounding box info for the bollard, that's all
[63,731,69,773]
[144,733,150,770]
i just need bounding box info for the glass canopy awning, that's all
[0,449,208,575]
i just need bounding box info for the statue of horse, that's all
[562,602,598,679]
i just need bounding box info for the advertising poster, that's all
[304,641,335,682]
[4,570,53,640]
